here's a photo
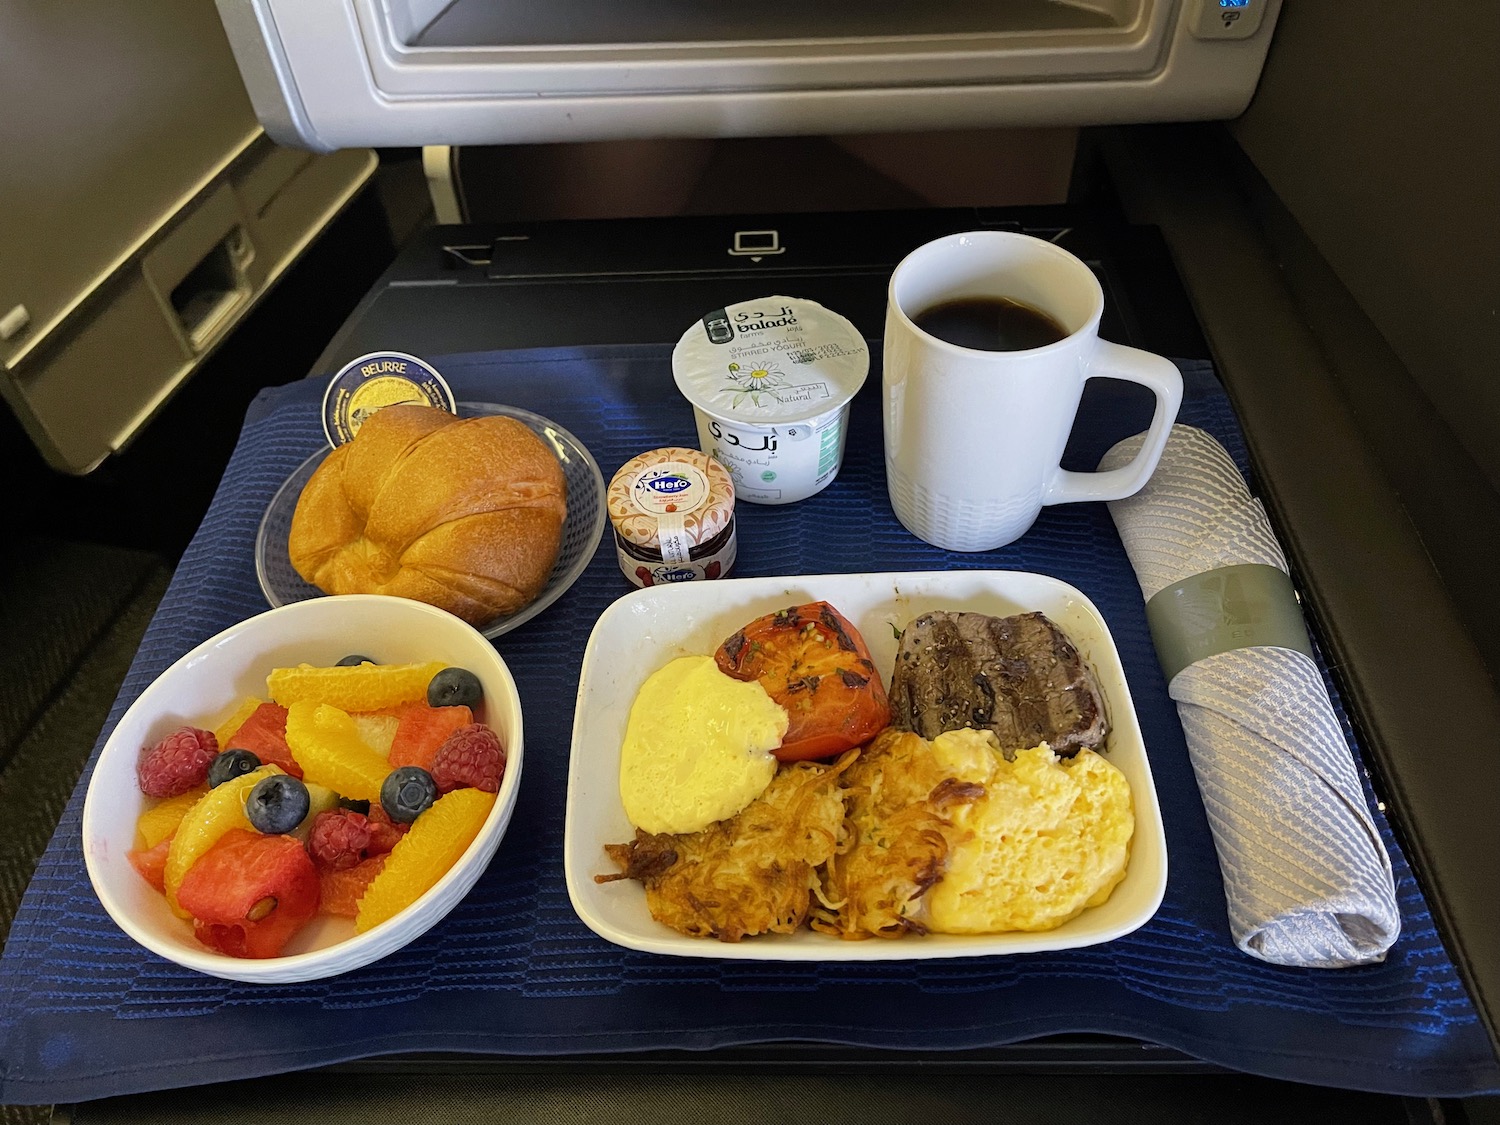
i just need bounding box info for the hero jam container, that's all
[672,296,870,505]
[608,448,737,587]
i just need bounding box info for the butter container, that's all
[607,448,737,587]
[672,297,869,505]
[321,351,455,447]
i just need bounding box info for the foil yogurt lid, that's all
[672,296,869,425]
[321,351,456,446]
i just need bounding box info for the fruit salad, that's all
[127,658,504,959]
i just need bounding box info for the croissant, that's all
[288,405,567,625]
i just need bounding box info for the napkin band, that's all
[1146,563,1313,682]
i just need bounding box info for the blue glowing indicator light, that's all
[1219,0,1250,7]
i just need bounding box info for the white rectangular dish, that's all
[563,570,1167,960]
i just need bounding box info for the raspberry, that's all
[137,727,218,797]
[307,809,373,871]
[429,723,505,794]
[365,803,409,855]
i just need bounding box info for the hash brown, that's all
[598,752,853,942]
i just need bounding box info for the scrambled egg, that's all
[924,730,1134,933]
[618,656,788,835]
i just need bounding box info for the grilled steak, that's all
[888,611,1107,756]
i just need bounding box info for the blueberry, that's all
[427,667,482,709]
[245,775,311,835]
[208,748,261,788]
[336,654,377,667]
[381,766,437,824]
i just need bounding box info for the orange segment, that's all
[134,786,208,851]
[163,765,282,917]
[266,661,447,712]
[284,701,391,803]
[213,697,265,749]
[354,787,495,933]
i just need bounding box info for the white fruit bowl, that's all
[82,594,523,983]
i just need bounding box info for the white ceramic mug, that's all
[883,230,1184,552]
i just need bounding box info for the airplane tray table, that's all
[0,341,1497,1104]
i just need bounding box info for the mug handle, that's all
[1044,340,1184,505]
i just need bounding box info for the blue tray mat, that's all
[1,344,1495,1103]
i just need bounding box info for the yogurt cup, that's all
[672,297,870,505]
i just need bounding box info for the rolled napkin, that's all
[1102,424,1399,968]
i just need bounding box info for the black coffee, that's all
[912,296,1068,352]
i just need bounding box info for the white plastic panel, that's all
[0,0,379,474]
[216,0,1281,152]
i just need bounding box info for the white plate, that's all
[255,403,607,639]
[563,570,1167,960]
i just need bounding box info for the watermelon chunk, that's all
[387,704,474,771]
[128,835,173,893]
[176,829,320,958]
[225,702,303,779]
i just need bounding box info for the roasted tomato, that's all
[715,602,890,762]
